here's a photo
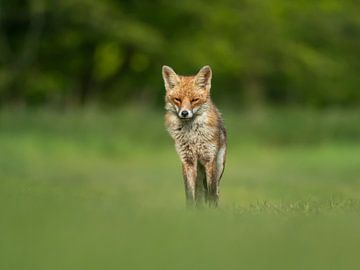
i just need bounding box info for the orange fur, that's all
[162,65,227,207]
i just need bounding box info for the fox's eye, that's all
[191,98,199,103]
[174,98,181,103]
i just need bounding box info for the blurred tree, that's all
[0,0,358,107]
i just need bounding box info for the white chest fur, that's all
[167,113,218,164]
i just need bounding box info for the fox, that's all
[162,65,227,207]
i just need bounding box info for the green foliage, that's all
[0,0,359,107]
[94,42,124,80]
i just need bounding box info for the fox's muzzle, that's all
[179,109,193,119]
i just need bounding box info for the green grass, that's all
[1,107,360,270]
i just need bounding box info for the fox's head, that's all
[162,65,212,119]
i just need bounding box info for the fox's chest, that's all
[171,122,217,163]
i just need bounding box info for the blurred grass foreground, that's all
[1,107,360,270]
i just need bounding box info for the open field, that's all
[1,107,360,270]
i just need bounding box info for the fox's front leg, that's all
[182,161,197,206]
[204,160,219,207]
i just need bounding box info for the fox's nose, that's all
[181,110,189,117]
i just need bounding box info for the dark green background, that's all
[0,0,359,107]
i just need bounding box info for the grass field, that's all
[1,107,360,270]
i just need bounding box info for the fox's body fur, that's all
[162,65,227,207]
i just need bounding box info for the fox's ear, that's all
[195,65,212,90]
[162,65,179,90]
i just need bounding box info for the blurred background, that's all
[0,0,359,108]
[1,1,360,270]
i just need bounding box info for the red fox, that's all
[162,65,227,207]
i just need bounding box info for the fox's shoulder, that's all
[164,111,179,128]
[204,102,224,127]
[206,103,226,141]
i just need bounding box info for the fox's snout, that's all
[176,98,194,119]
[179,109,193,119]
